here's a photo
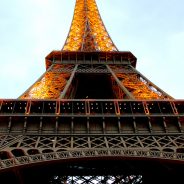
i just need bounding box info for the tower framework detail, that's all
[0,0,184,183]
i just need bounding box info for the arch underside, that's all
[0,150,183,184]
[0,133,184,183]
[0,98,184,183]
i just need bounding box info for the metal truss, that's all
[18,61,174,100]
[1,0,183,183]
[51,64,110,73]
[49,175,142,184]
[0,99,184,165]
[108,65,173,100]
[0,145,184,170]
[1,145,182,183]
[45,51,137,68]
[76,64,109,73]
[62,0,117,51]
[19,64,75,99]
[0,135,184,153]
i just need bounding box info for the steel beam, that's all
[106,65,135,99]
[130,65,173,99]
[59,64,78,99]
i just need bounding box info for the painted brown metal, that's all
[0,0,184,183]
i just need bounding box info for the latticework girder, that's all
[50,175,142,184]
[108,65,173,100]
[1,0,183,183]
[117,73,165,100]
[1,135,184,152]
[19,62,173,100]
[20,64,74,99]
[63,0,117,51]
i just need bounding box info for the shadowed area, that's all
[74,73,114,99]
[0,157,183,184]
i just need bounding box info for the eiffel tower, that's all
[0,0,184,183]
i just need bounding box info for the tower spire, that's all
[19,0,172,100]
[62,0,118,51]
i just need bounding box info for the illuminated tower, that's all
[0,0,184,183]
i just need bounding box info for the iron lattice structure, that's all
[62,0,117,52]
[0,0,184,184]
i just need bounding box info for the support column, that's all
[106,65,135,99]
[130,65,173,99]
[60,64,78,99]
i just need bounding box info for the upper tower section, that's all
[62,0,118,52]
